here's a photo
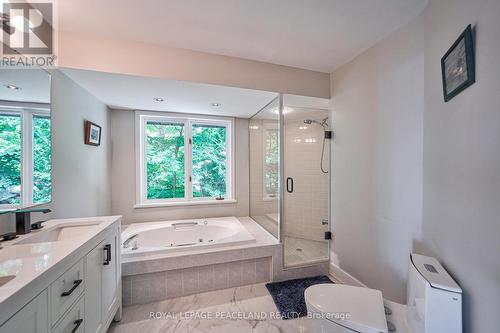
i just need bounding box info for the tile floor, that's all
[109,283,320,333]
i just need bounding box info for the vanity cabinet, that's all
[0,290,48,333]
[101,231,119,322]
[0,217,121,333]
[52,296,85,333]
[85,230,119,333]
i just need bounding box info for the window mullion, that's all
[185,120,192,201]
[22,110,33,207]
[226,123,231,200]
[141,116,148,204]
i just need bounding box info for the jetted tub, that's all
[121,216,256,259]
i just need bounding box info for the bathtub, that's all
[121,216,256,259]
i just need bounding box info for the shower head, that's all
[303,117,329,129]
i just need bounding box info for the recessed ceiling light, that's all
[5,84,20,90]
[153,97,164,102]
[211,102,221,107]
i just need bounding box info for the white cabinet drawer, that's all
[51,296,84,333]
[50,259,84,326]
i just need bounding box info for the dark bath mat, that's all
[265,275,334,320]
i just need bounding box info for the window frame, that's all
[135,111,235,207]
[0,107,51,210]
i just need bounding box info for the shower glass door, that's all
[281,94,330,267]
[249,95,280,239]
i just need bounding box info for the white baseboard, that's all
[329,263,367,287]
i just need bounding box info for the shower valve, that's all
[321,219,329,225]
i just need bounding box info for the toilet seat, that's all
[305,284,388,333]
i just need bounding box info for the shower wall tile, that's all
[283,119,330,242]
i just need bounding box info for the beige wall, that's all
[109,109,249,224]
[38,70,111,220]
[58,31,330,99]
[330,14,424,303]
[420,0,500,332]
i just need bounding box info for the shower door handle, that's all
[286,177,294,193]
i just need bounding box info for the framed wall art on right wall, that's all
[441,24,475,102]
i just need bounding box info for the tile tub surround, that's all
[122,258,272,305]
[122,217,329,305]
[110,283,321,333]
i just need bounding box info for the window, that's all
[0,109,51,209]
[136,112,233,206]
[263,123,279,200]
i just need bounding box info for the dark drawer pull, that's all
[71,319,83,333]
[103,244,111,265]
[61,279,83,297]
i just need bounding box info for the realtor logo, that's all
[2,1,53,55]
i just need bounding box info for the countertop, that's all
[0,216,121,305]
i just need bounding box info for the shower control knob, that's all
[321,219,329,225]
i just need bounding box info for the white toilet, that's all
[305,254,463,333]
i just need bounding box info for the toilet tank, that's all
[406,254,462,333]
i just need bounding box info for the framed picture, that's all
[84,120,101,146]
[441,24,475,102]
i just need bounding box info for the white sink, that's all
[15,223,101,245]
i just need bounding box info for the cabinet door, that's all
[0,290,48,333]
[85,241,104,333]
[101,230,118,322]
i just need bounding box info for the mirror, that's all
[0,68,51,209]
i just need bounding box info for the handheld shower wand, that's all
[303,117,330,174]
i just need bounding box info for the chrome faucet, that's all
[123,234,139,250]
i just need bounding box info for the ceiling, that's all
[0,69,50,104]
[62,68,275,118]
[62,69,330,118]
[59,0,427,73]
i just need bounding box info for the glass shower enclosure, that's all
[250,94,331,268]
